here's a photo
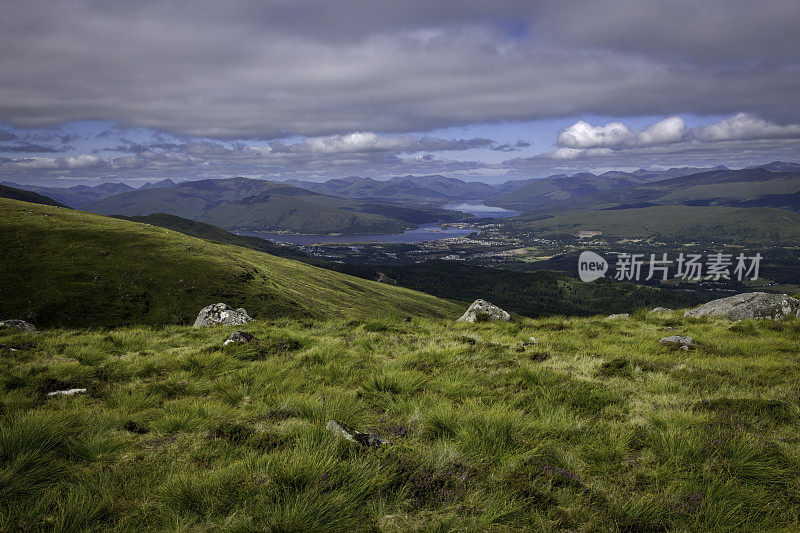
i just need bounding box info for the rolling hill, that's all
[0,198,462,327]
[285,174,497,205]
[491,167,800,214]
[111,213,317,264]
[86,178,469,234]
[0,184,66,207]
[1,181,135,208]
[505,205,800,245]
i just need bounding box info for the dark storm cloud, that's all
[0,143,68,153]
[492,141,532,152]
[1,1,799,139]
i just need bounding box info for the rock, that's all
[193,303,253,327]
[606,313,629,319]
[659,335,697,351]
[651,307,673,313]
[47,388,87,397]
[0,319,36,332]
[223,330,254,346]
[457,299,510,323]
[684,292,800,321]
[326,420,389,447]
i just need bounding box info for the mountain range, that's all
[0,178,176,208]
[5,161,799,236]
[86,177,470,234]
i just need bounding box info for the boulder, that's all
[684,292,800,321]
[0,319,36,332]
[223,331,254,346]
[193,303,253,327]
[606,313,629,320]
[651,307,673,313]
[659,335,697,351]
[457,299,510,323]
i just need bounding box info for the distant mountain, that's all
[0,181,134,208]
[491,167,800,213]
[138,178,177,190]
[87,177,470,234]
[285,174,496,205]
[0,184,67,207]
[751,161,800,172]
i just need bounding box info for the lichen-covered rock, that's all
[223,331,254,346]
[193,303,253,327]
[651,307,673,313]
[684,292,800,321]
[0,319,36,332]
[326,420,389,447]
[659,335,697,351]
[606,313,629,320]
[457,299,510,323]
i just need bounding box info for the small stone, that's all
[223,330,254,346]
[326,420,389,447]
[607,313,629,319]
[47,388,87,397]
[659,335,697,351]
[651,307,673,313]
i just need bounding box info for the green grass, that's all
[2,311,800,531]
[0,198,461,328]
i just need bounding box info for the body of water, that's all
[239,203,519,245]
[442,202,520,218]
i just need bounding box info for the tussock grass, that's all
[1,313,800,530]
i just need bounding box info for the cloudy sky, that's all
[2,0,800,186]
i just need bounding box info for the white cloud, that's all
[557,116,686,149]
[694,113,800,142]
[266,132,493,155]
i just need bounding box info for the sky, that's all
[2,0,800,187]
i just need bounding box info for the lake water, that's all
[442,202,520,219]
[239,203,520,245]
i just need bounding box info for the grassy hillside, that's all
[335,261,708,317]
[0,184,66,207]
[0,198,461,327]
[507,205,800,245]
[2,311,799,530]
[112,213,318,264]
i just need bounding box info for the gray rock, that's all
[457,299,510,323]
[684,292,800,321]
[606,313,629,319]
[326,420,389,447]
[47,388,87,397]
[0,319,36,332]
[651,307,673,313]
[223,330,254,346]
[193,303,253,327]
[659,335,697,351]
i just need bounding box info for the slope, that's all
[0,184,67,207]
[0,198,462,327]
